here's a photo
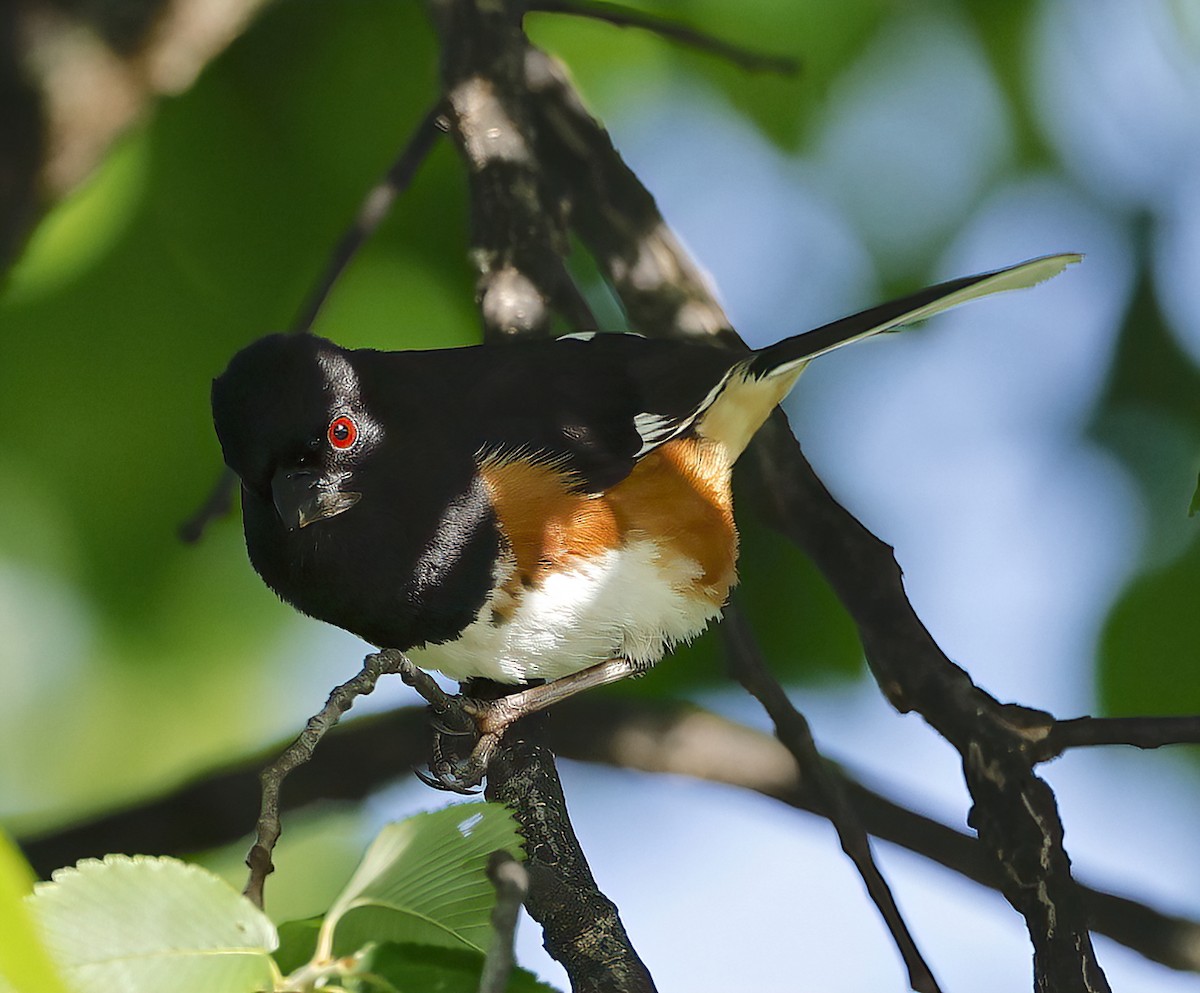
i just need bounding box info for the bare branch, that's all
[178,466,238,544]
[1038,715,1200,760]
[288,102,448,334]
[243,648,409,909]
[480,851,530,993]
[179,105,446,544]
[527,0,800,76]
[486,721,659,993]
[428,0,595,337]
[17,697,1200,973]
[722,605,942,993]
[523,46,737,342]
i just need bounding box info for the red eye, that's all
[327,415,358,450]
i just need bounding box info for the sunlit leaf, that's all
[0,832,68,993]
[313,805,524,962]
[29,856,279,993]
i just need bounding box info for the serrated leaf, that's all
[346,942,560,993]
[0,832,68,993]
[29,855,279,993]
[314,805,524,962]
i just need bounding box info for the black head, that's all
[212,333,382,530]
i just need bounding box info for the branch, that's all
[424,2,643,989]
[521,46,1111,990]
[480,851,530,993]
[486,723,659,993]
[287,102,448,334]
[18,698,1200,974]
[177,466,238,544]
[722,605,941,993]
[1037,715,1200,760]
[523,46,736,342]
[738,432,1110,991]
[428,0,595,337]
[243,649,409,908]
[526,0,800,76]
[178,105,446,544]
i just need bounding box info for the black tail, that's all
[746,253,1082,380]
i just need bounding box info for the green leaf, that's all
[1189,471,1200,517]
[1100,530,1200,717]
[0,832,68,993]
[347,943,559,993]
[314,805,525,962]
[272,916,322,976]
[29,855,279,993]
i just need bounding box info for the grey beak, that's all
[271,468,361,531]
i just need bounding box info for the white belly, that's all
[407,539,724,683]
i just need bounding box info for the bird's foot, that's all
[417,695,527,793]
[401,656,642,791]
[398,658,525,792]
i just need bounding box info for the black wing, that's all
[447,333,744,492]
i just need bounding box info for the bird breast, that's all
[406,436,739,682]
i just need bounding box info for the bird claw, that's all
[428,711,478,737]
[415,695,515,792]
[414,763,482,795]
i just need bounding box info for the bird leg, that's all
[400,656,642,792]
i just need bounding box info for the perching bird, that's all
[212,253,1078,784]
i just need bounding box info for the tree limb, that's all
[722,604,941,993]
[526,0,800,76]
[480,851,530,993]
[520,44,1111,990]
[16,697,1200,973]
[487,723,659,993]
[1037,715,1200,760]
[425,2,640,988]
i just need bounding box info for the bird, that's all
[212,253,1079,786]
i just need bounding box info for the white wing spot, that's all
[632,411,678,454]
[555,330,646,342]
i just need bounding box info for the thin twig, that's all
[479,851,530,993]
[1038,715,1200,761]
[178,105,446,545]
[178,466,238,543]
[721,604,941,993]
[527,0,800,76]
[243,648,409,909]
[288,102,448,333]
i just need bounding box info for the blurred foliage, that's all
[1093,265,1200,714]
[344,943,558,993]
[1,0,1198,903]
[0,831,68,993]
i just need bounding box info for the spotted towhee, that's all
[212,253,1077,784]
